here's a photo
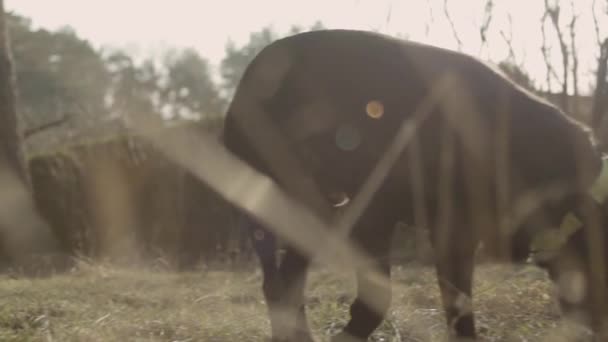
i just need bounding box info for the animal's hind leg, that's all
[431,222,477,340]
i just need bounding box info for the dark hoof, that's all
[294,332,315,342]
[448,337,477,342]
[270,333,315,342]
[331,332,365,342]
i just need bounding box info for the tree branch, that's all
[22,114,71,139]
[543,0,569,110]
[540,13,560,92]
[592,0,603,47]
[425,0,435,37]
[568,0,579,114]
[592,38,608,148]
[479,0,494,55]
[443,0,463,50]
[499,14,516,62]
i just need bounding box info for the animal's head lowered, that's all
[530,157,608,333]
[273,98,399,208]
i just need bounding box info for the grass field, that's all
[0,260,594,341]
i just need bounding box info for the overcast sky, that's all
[6,0,607,93]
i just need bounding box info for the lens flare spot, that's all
[335,124,361,151]
[366,100,384,119]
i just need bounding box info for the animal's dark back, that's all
[225,29,600,203]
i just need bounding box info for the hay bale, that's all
[28,128,244,265]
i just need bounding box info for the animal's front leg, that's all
[248,222,286,341]
[332,257,391,342]
[332,222,395,342]
[277,247,314,342]
[249,220,313,342]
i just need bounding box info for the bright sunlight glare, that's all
[6,0,607,93]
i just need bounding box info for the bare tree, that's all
[592,0,604,47]
[591,0,608,148]
[568,0,579,114]
[543,0,570,110]
[0,0,59,268]
[540,13,559,93]
[592,39,608,147]
[0,0,26,183]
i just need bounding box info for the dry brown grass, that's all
[0,261,593,341]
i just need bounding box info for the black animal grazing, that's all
[223,29,608,341]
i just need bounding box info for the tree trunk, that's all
[0,0,26,179]
[0,0,60,269]
[592,39,608,151]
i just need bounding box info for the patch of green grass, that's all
[0,262,593,341]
